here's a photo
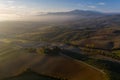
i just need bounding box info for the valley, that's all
[0,10,120,80]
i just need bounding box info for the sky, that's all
[0,0,120,21]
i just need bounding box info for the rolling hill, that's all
[0,50,108,80]
[0,10,120,80]
[18,14,120,50]
[0,43,108,80]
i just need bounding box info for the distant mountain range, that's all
[38,9,120,17]
[46,9,104,16]
[37,9,119,20]
[27,9,119,23]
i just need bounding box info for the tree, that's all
[44,46,61,55]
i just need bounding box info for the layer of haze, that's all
[0,0,120,21]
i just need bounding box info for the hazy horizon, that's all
[0,0,120,21]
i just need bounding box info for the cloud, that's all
[98,2,105,5]
[88,5,96,9]
[7,0,15,4]
[0,1,37,16]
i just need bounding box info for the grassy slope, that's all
[0,43,108,80]
[18,26,120,50]
[61,49,120,80]
[0,43,40,79]
[4,70,58,80]
[31,55,108,80]
[1,15,120,80]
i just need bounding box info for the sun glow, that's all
[0,14,20,21]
